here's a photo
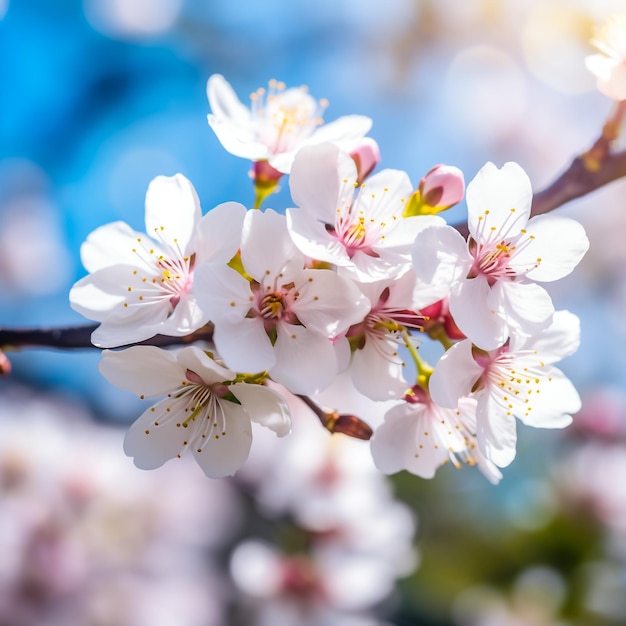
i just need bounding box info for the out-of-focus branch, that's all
[455,101,626,238]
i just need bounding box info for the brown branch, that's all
[0,323,214,351]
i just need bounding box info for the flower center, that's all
[467,239,516,283]
[250,80,328,154]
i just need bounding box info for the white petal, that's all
[289,143,356,222]
[207,116,269,160]
[98,346,184,397]
[91,317,164,348]
[69,271,126,319]
[476,393,518,467]
[123,396,190,470]
[206,74,252,126]
[271,324,338,394]
[517,367,580,428]
[193,402,253,478]
[451,276,508,350]
[175,346,235,384]
[229,383,291,436]
[292,270,370,336]
[516,214,589,282]
[286,208,351,266]
[466,162,532,240]
[411,224,470,309]
[370,403,423,474]
[213,318,276,374]
[193,264,253,325]
[159,293,209,337]
[144,174,201,256]
[351,339,408,401]
[378,215,445,254]
[80,221,147,272]
[304,115,373,152]
[193,201,247,266]
[241,209,303,280]
[495,281,554,338]
[515,310,580,361]
[429,340,483,408]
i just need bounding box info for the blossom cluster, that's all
[70,73,589,482]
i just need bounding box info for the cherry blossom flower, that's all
[207,74,372,174]
[70,174,246,347]
[346,271,421,400]
[287,143,444,283]
[585,14,626,101]
[411,161,589,350]
[371,386,501,483]
[429,310,582,468]
[194,208,369,394]
[98,345,291,478]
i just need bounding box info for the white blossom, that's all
[70,174,245,347]
[98,345,291,478]
[288,143,444,283]
[429,311,582,467]
[411,162,589,350]
[194,209,369,394]
[207,75,372,173]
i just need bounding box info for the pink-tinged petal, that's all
[123,396,191,470]
[193,265,253,325]
[466,162,532,239]
[292,270,370,336]
[213,318,276,374]
[207,116,269,161]
[495,281,554,337]
[193,403,252,478]
[241,209,303,280]
[144,174,201,255]
[194,201,246,266]
[286,208,351,266]
[271,324,338,394]
[514,214,589,282]
[411,224,469,309]
[98,346,184,397]
[476,393,518,467]
[80,222,147,272]
[516,367,580,428]
[429,340,483,408]
[515,310,580,361]
[206,74,252,127]
[351,340,408,401]
[451,276,508,350]
[289,143,356,222]
[159,293,209,337]
[230,383,291,436]
[175,346,235,385]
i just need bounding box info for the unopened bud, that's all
[0,350,11,376]
[420,297,465,341]
[322,410,373,440]
[350,138,380,185]
[404,164,465,216]
[250,160,283,209]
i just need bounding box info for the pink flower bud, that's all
[418,164,465,210]
[350,137,380,184]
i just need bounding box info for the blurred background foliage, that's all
[2,0,626,624]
